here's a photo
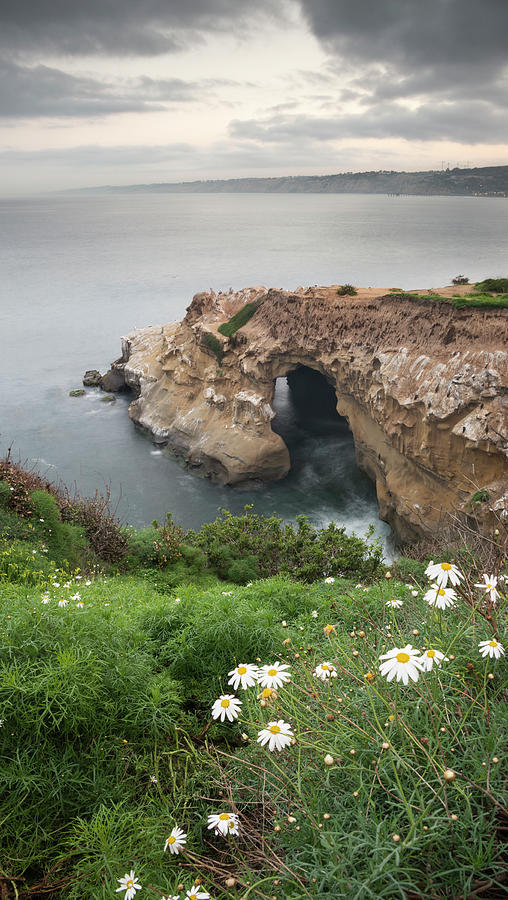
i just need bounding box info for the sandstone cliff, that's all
[107,285,508,541]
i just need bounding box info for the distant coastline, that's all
[68,164,508,197]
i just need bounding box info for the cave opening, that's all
[270,365,384,535]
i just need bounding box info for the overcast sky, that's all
[1,0,507,193]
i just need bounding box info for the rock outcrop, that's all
[106,285,508,541]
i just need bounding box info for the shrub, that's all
[452,274,469,284]
[187,508,383,583]
[59,486,128,564]
[475,277,508,293]
[217,299,263,338]
[337,284,357,296]
[126,514,185,569]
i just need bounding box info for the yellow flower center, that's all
[221,698,230,707]
[237,666,247,674]
[437,588,446,596]
[219,813,230,820]
[396,652,410,664]
[262,687,273,698]
[228,820,235,828]
[127,881,133,889]
[168,835,175,843]
[190,895,197,900]
[322,664,329,670]
[426,650,435,658]
[489,641,497,647]
[267,668,278,676]
[441,563,452,571]
[269,725,281,734]
[487,584,492,590]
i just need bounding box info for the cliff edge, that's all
[107,285,508,541]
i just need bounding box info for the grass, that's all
[217,299,264,338]
[0,484,506,898]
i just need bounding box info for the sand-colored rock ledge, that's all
[107,285,508,541]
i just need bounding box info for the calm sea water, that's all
[1,192,507,551]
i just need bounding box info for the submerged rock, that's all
[69,389,85,397]
[109,284,508,541]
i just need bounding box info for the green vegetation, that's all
[217,298,263,338]
[202,331,223,364]
[0,460,506,899]
[388,287,508,309]
[475,277,508,293]
[337,283,358,296]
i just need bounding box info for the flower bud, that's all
[324,753,334,766]
[443,768,456,782]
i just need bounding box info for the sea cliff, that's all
[104,284,508,541]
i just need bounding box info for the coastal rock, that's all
[109,285,508,540]
[83,369,102,387]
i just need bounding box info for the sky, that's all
[1,0,507,193]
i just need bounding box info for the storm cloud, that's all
[0,0,285,56]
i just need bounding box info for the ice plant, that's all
[257,719,294,752]
[164,825,187,854]
[257,662,291,689]
[423,584,456,610]
[478,639,505,660]
[211,694,242,722]
[207,811,239,837]
[379,644,423,684]
[421,648,447,671]
[475,575,499,604]
[227,663,259,690]
[314,662,338,681]
[425,561,462,588]
[116,870,141,899]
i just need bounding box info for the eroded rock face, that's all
[108,285,508,540]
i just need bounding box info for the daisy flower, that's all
[164,825,187,854]
[161,895,180,900]
[379,644,423,685]
[207,811,239,837]
[186,886,209,900]
[257,662,291,690]
[76,601,84,608]
[211,694,242,722]
[475,575,499,604]
[149,775,157,783]
[324,576,335,584]
[478,638,505,660]
[41,595,50,604]
[311,610,318,618]
[423,584,456,609]
[116,870,141,899]
[58,599,68,608]
[386,598,403,609]
[228,663,259,690]
[222,591,233,596]
[257,719,294,752]
[424,561,462,588]
[314,662,338,681]
[421,648,448,671]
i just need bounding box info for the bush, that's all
[337,284,357,296]
[126,514,185,569]
[59,487,128,564]
[452,274,469,284]
[187,508,383,583]
[475,277,508,293]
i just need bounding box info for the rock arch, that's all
[110,284,508,541]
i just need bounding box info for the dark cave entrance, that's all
[270,365,383,531]
[271,365,353,459]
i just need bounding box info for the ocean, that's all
[1,191,507,552]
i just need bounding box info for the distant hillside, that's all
[86,165,508,197]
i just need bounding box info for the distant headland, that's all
[72,164,508,197]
